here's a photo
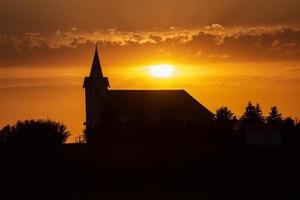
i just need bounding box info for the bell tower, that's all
[83,45,110,143]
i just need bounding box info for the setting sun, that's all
[149,64,174,78]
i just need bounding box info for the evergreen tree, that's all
[241,102,264,124]
[239,102,266,142]
[254,103,265,123]
[241,102,254,122]
[266,106,283,126]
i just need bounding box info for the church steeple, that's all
[90,44,104,78]
[83,45,110,143]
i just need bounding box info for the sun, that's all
[149,64,174,78]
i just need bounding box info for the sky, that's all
[1,0,300,142]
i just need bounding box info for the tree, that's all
[214,106,237,144]
[240,102,255,123]
[254,103,265,123]
[215,107,235,125]
[282,117,296,145]
[296,121,300,144]
[0,119,70,149]
[266,106,283,127]
[282,117,295,131]
[238,102,266,144]
[240,102,265,124]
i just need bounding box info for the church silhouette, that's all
[83,46,214,145]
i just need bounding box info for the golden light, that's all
[149,64,174,78]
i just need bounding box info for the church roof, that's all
[108,90,213,118]
[89,46,103,78]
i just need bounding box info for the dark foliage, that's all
[241,102,265,124]
[214,106,237,144]
[0,119,70,149]
[224,103,300,146]
[266,106,283,127]
[282,117,297,145]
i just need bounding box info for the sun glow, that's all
[149,64,174,78]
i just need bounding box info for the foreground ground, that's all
[0,143,299,199]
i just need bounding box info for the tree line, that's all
[214,102,300,145]
[0,102,299,149]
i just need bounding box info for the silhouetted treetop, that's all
[214,107,237,143]
[254,104,264,122]
[215,107,235,123]
[0,119,70,149]
[267,106,283,127]
[241,102,265,124]
[282,117,296,131]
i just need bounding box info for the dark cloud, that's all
[1,25,300,67]
[1,0,300,33]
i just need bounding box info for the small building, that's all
[83,47,214,145]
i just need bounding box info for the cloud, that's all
[25,33,45,49]
[1,25,300,65]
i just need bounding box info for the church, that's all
[83,46,214,145]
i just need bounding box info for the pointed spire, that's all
[90,44,104,78]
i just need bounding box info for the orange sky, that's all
[1,0,300,142]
